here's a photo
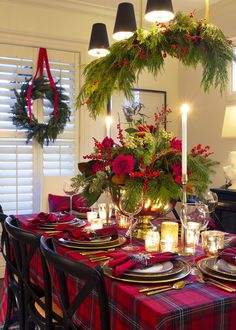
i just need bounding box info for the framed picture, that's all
[110,88,167,139]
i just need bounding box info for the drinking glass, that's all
[63,180,78,215]
[198,191,218,214]
[180,203,209,265]
[119,189,143,251]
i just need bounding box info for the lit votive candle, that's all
[161,221,179,251]
[201,230,224,256]
[145,231,160,252]
[87,211,98,224]
[90,218,103,230]
[160,239,176,253]
[118,215,130,228]
[185,222,200,255]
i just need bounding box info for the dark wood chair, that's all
[40,236,111,330]
[4,216,62,330]
[0,214,25,330]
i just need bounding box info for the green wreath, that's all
[11,76,71,147]
[77,12,235,118]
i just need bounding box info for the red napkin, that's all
[56,226,118,241]
[218,248,236,266]
[225,237,236,248]
[20,213,74,229]
[108,251,178,276]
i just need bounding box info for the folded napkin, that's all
[108,251,178,276]
[20,213,74,229]
[218,248,236,266]
[57,226,118,241]
[225,236,236,248]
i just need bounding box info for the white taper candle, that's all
[181,104,189,177]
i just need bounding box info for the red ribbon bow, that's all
[27,48,59,123]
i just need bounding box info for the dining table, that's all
[1,214,236,330]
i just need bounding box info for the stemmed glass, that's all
[119,189,143,251]
[180,203,210,266]
[198,191,218,214]
[63,180,78,215]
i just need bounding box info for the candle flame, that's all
[181,103,190,115]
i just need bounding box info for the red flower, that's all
[172,163,182,184]
[112,155,135,175]
[91,161,105,174]
[170,137,182,152]
[101,137,114,150]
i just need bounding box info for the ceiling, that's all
[8,0,223,14]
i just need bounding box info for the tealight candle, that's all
[201,230,224,256]
[161,221,179,251]
[185,221,200,255]
[98,203,112,221]
[145,231,160,252]
[90,218,103,230]
[160,239,176,253]
[87,211,98,224]
[118,215,130,228]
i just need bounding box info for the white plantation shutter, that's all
[0,45,80,214]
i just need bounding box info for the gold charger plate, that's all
[197,257,236,282]
[37,218,86,229]
[125,260,184,278]
[206,257,236,277]
[57,235,126,250]
[103,259,191,283]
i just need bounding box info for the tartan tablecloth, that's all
[1,216,236,330]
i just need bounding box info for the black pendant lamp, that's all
[113,2,137,41]
[145,0,174,23]
[88,23,110,57]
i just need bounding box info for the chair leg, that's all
[3,287,14,330]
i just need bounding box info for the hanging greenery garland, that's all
[76,12,235,119]
[11,76,71,147]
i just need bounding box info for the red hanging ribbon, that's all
[27,48,59,123]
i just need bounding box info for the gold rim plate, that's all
[103,260,191,283]
[58,235,126,250]
[37,218,86,229]
[125,260,184,278]
[206,257,236,277]
[197,257,236,282]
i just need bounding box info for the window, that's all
[0,45,80,214]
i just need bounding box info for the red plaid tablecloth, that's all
[1,216,236,330]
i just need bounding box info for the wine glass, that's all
[63,180,78,215]
[180,203,209,266]
[198,191,218,214]
[119,189,143,251]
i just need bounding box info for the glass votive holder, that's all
[161,221,179,252]
[118,214,130,228]
[160,239,176,253]
[90,218,103,230]
[201,230,225,256]
[87,211,98,224]
[145,231,160,252]
[98,203,113,221]
[185,226,200,255]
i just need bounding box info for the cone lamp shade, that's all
[113,2,137,41]
[222,106,236,138]
[88,23,110,57]
[145,0,174,23]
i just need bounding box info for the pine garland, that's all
[11,76,71,147]
[76,12,235,118]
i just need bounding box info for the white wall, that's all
[179,0,236,188]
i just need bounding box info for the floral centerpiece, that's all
[72,109,218,218]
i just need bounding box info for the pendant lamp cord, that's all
[205,0,209,22]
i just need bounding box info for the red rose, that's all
[91,161,105,174]
[170,137,182,152]
[101,137,114,150]
[172,163,182,183]
[112,155,135,175]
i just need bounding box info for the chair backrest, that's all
[4,217,57,328]
[41,175,72,212]
[40,236,111,330]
